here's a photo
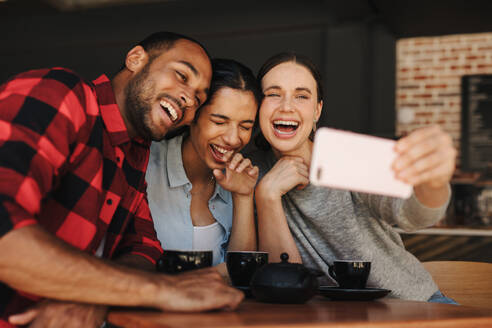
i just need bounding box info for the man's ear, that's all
[125,45,149,73]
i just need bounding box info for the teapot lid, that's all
[276,253,305,269]
[250,253,315,288]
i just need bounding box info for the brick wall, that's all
[396,32,492,161]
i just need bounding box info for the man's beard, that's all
[124,63,155,141]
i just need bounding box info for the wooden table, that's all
[108,296,492,328]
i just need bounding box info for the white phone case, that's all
[309,128,412,198]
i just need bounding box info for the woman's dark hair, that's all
[254,52,324,150]
[193,58,262,122]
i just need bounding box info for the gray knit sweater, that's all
[251,149,449,301]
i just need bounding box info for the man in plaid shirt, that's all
[0,31,243,327]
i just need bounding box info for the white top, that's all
[193,222,225,265]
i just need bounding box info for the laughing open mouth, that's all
[273,120,299,135]
[210,144,233,162]
[160,99,179,122]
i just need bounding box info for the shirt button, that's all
[107,199,113,205]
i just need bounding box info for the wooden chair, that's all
[423,261,492,309]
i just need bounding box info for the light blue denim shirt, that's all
[146,134,233,265]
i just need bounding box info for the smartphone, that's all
[309,128,412,198]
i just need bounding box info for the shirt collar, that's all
[166,134,190,188]
[93,74,148,147]
[166,135,230,204]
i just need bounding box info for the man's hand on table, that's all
[8,300,107,328]
[112,255,242,311]
[156,267,244,312]
[9,267,242,326]
[7,259,242,326]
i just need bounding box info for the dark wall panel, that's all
[323,23,367,132]
[0,0,396,136]
[369,23,396,138]
[203,29,324,76]
[322,21,395,137]
[0,1,330,80]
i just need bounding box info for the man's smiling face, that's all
[124,39,212,141]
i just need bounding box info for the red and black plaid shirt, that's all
[0,68,163,317]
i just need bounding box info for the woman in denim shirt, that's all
[146,58,261,277]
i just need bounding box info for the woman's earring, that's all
[313,119,317,133]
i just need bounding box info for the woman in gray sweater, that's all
[251,52,457,302]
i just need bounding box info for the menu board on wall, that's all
[461,75,492,171]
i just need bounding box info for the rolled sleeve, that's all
[352,185,450,232]
[397,185,451,232]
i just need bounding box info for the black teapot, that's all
[250,252,323,303]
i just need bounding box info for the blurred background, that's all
[1,0,492,261]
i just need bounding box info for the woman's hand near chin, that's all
[213,152,259,196]
[256,156,310,200]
